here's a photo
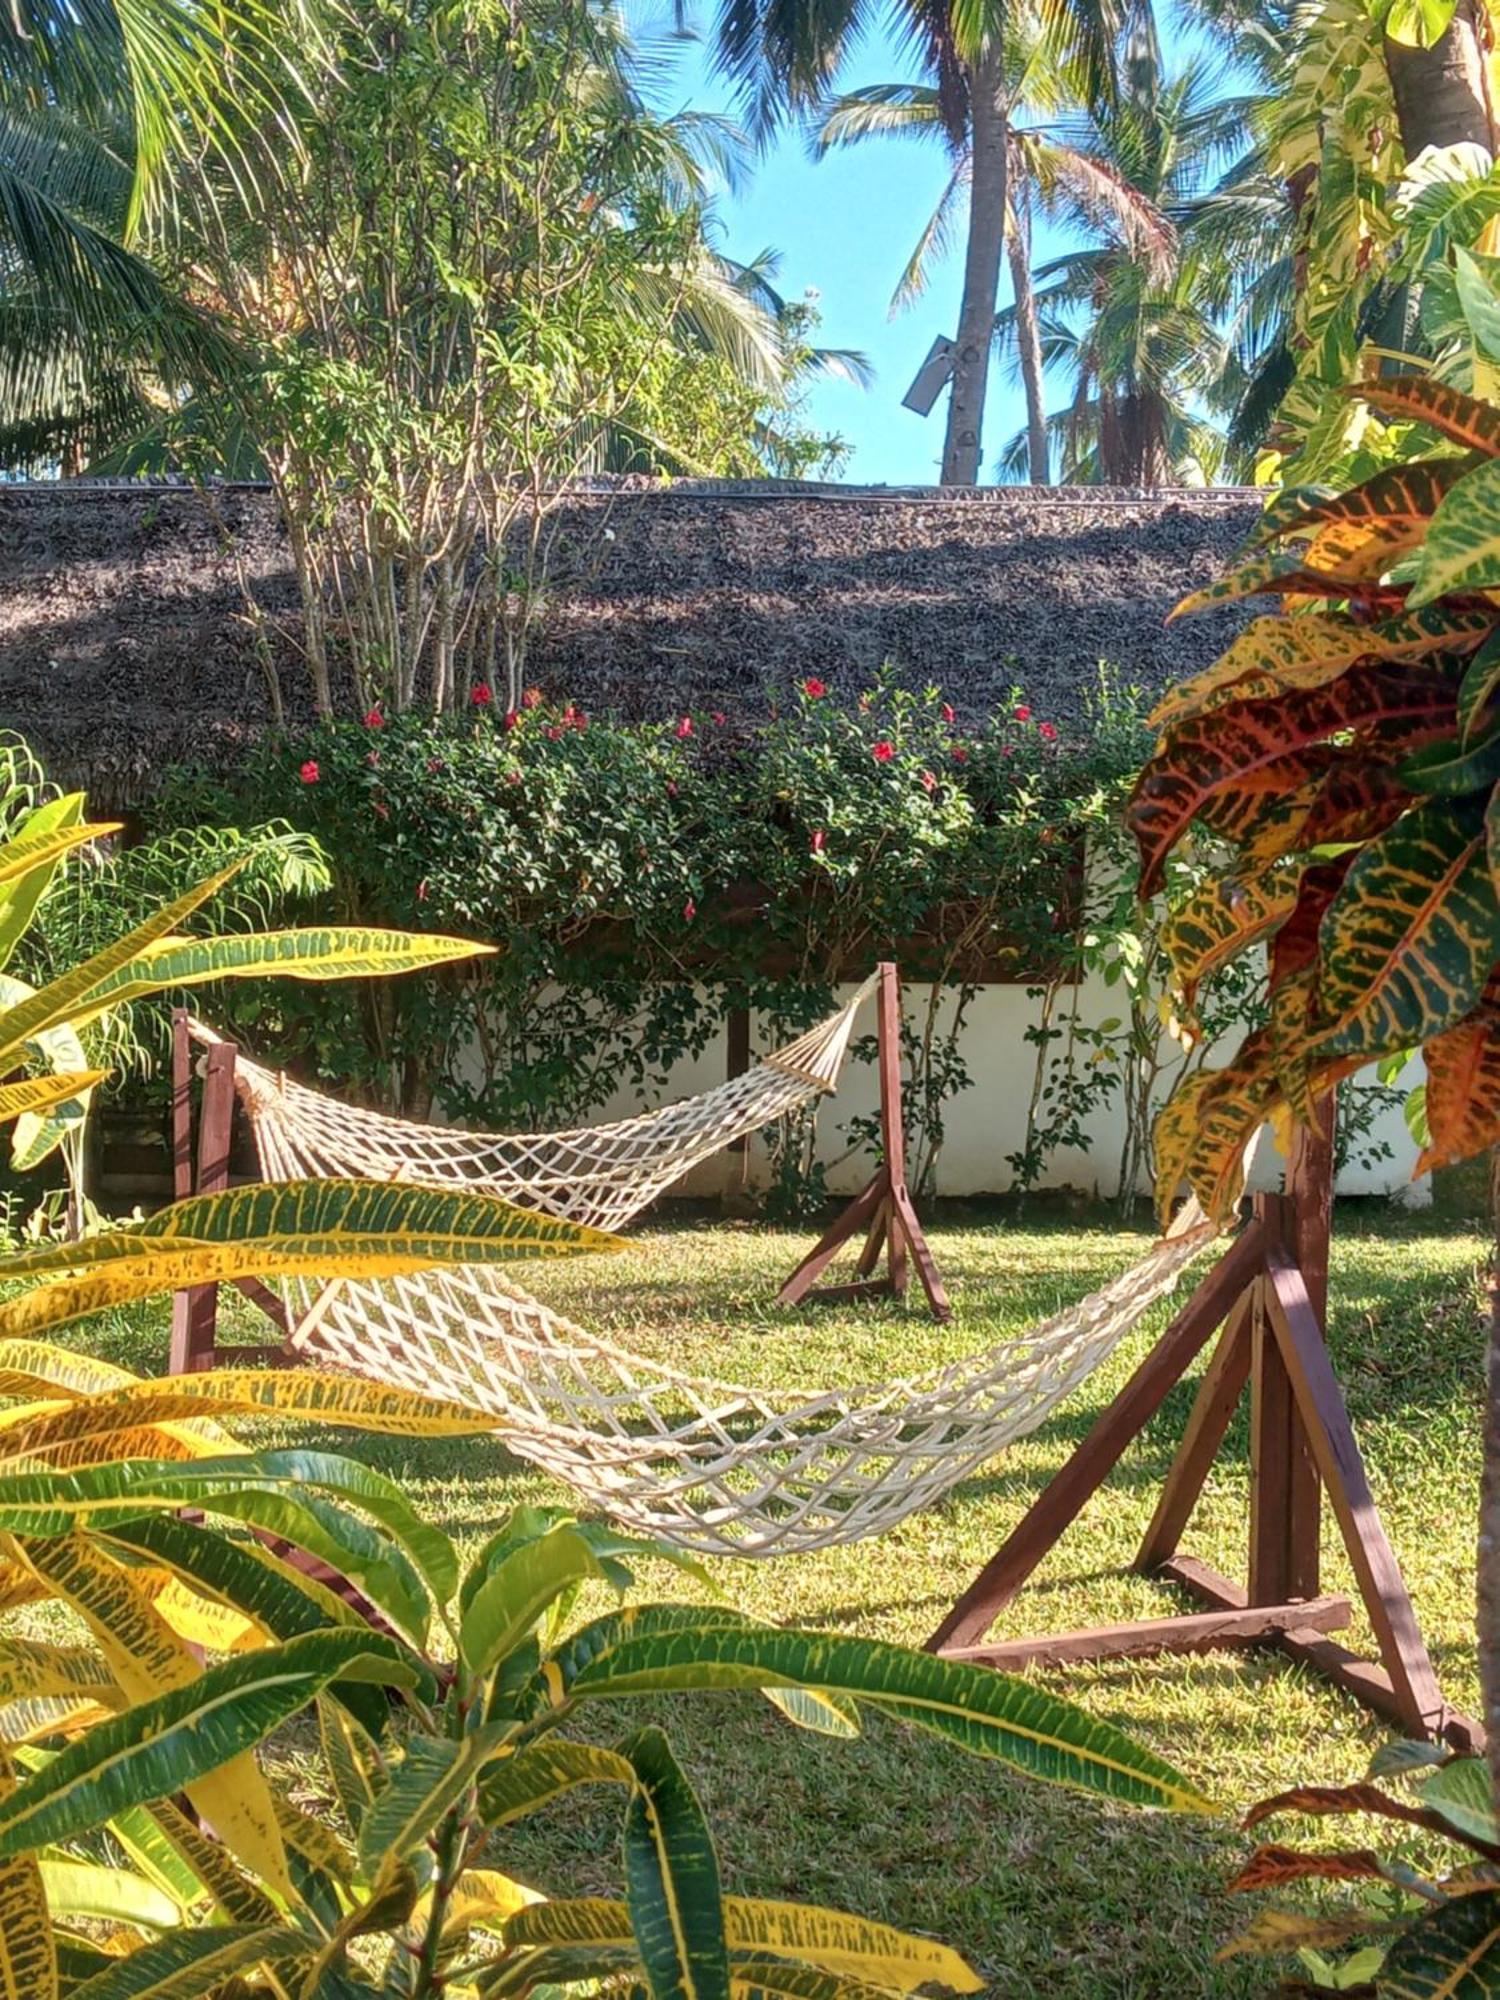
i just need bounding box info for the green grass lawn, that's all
[56,1193,1493,1998]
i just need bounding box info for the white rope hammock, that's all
[201,997,1218,1556]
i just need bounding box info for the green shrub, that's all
[159,672,1151,1167]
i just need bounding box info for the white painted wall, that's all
[559,974,1429,1206]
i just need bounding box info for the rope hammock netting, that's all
[196,989,1216,1557]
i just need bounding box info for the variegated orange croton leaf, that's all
[1136,376,1500,1221]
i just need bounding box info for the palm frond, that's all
[809,82,949,156]
[891,155,970,314]
[710,0,866,139]
[1022,131,1175,277]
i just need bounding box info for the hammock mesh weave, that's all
[206,993,1216,1557]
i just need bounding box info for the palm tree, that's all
[989,37,1259,485]
[1382,0,1496,157]
[811,6,1174,480]
[708,0,1120,484]
[0,0,305,468]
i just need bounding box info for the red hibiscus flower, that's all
[546,725,562,741]
[803,677,827,699]
[471,683,494,707]
[683,896,697,921]
[920,769,937,793]
[942,702,955,725]
[810,828,826,854]
[502,709,520,731]
[713,711,726,727]
[522,688,542,709]
[953,745,969,765]
[363,707,384,729]
[1014,704,1031,723]
[872,740,895,763]
[1039,721,1058,742]
[426,757,444,774]
[675,716,694,739]
[299,760,319,785]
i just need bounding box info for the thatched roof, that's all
[0,479,1261,805]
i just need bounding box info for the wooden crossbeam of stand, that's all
[777,962,951,1323]
[925,1117,1481,1751]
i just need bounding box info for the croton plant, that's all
[1135,374,1500,1219]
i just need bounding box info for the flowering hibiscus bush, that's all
[158,671,1189,1206]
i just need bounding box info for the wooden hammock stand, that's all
[169,1006,1467,1744]
[924,1115,1481,1751]
[776,962,952,1323]
[170,967,953,1373]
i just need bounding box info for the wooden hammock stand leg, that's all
[168,1009,291,1375]
[776,962,952,1323]
[925,1120,1481,1751]
[166,1010,400,1628]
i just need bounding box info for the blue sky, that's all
[625,5,1213,484]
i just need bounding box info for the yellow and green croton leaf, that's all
[1317,798,1500,1059]
[1417,1001,1500,1172]
[1152,1037,1284,1222]
[1251,455,1479,545]
[1129,664,1456,894]
[1354,375,1500,458]
[1410,456,1500,606]
[1151,606,1491,732]
[1162,866,1305,1008]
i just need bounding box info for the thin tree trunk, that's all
[941,52,1008,487]
[1472,0,1500,1740]
[1384,0,1495,155]
[1482,1148,1500,1808]
[1006,185,1048,484]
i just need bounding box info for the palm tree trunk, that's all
[941,52,1008,487]
[1006,188,1048,484]
[1383,0,1495,154]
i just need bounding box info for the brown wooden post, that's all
[1135,1296,1252,1572]
[1287,1107,1334,1327]
[1262,1114,1332,1600]
[1261,1244,1452,1740]
[725,1002,752,1198]
[170,1009,194,1203]
[1248,1253,1300,1604]
[877,963,909,1298]
[168,1032,236,1375]
[168,1010,196,1373]
[776,964,951,1321]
